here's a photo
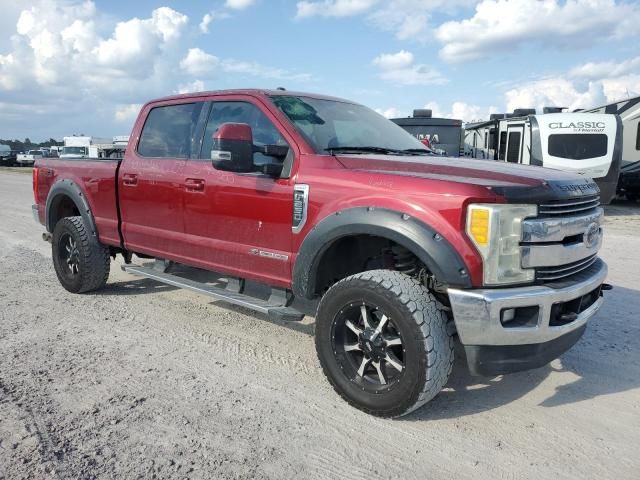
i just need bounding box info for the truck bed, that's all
[34,158,122,247]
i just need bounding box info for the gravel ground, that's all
[1,170,639,479]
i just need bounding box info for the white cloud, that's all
[505,79,607,112]
[569,56,640,81]
[94,7,188,75]
[372,50,413,70]
[221,59,313,81]
[436,0,640,63]
[178,47,312,81]
[372,50,446,86]
[180,48,219,75]
[296,0,378,18]
[0,54,18,90]
[225,0,257,10]
[600,75,640,103]
[0,1,313,140]
[376,101,497,122]
[504,55,640,112]
[424,101,497,122]
[297,0,474,39]
[199,13,214,33]
[151,7,189,42]
[375,107,403,118]
[114,103,142,122]
[176,80,206,94]
[61,20,98,54]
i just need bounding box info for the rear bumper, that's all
[32,204,40,224]
[448,259,607,375]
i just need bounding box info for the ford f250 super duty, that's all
[32,89,609,417]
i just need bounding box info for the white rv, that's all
[464,110,622,203]
[61,136,125,159]
[580,96,640,200]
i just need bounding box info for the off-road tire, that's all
[52,216,110,293]
[315,270,454,418]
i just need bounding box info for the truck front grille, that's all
[538,195,600,216]
[522,196,603,283]
[535,254,598,281]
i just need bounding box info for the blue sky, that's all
[1,0,639,141]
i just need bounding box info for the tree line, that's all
[0,138,63,152]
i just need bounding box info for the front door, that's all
[119,101,205,258]
[180,98,295,287]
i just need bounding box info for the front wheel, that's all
[315,270,453,418]
[52,216,110,293]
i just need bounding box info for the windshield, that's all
[270,95,429,155]
[62,146,87,155]
[28,150,42,155]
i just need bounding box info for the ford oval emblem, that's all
[583,222,600,249]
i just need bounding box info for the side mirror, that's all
[211,123,254,173]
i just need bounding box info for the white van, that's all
[464,111,622,203]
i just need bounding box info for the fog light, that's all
[501,308,516,324]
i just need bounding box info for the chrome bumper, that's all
[448,259,607,346]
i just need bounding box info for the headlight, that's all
[466,204,537,286]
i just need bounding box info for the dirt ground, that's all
[1,170,639,480]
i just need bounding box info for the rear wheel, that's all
[52,216,110,293]
[315,270,453,417]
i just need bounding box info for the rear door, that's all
[119,100,206,258]
[180,97,296,287]
[505,124,524,164]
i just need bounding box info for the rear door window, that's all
[138,103,204,158]
[548,134,608,160]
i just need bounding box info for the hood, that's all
[336,154,600,203]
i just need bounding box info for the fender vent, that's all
[292,184,309,233]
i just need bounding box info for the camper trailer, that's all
[580,96,640,200]
[392,110,463,157]
[464,110,621,203]
[61,136,125,159]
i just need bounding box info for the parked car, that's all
[32,89,609,417]
[17,149,43,166]
[0,149,18,166]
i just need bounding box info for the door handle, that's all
[122,173,138,186]
[185,178,205,192]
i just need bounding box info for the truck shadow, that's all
[408,284,640,421]
[99,278,179,296]
[603,199,640,217]
[99,271,639,419]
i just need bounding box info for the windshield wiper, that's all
[401,148,433,155]
[325,146,434,156]
[325,146,399,155]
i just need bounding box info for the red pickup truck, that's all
[33,89,609,417]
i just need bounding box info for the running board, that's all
[121,264,305,322]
